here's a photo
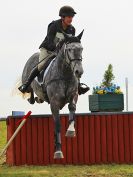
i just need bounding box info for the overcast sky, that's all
[0,0,133,117]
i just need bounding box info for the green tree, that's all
[101,64,115,87]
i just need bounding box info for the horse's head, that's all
[59,30,84,79]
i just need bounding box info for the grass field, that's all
[1,121,133,177]
[0,121,7,166]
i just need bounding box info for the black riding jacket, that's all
[39,19,75,51]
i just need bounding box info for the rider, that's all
[18,6,89,95]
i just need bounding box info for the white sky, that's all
[0,0,133,117]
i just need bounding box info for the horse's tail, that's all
[11,76,31,99]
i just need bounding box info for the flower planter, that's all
[89,94,124,112]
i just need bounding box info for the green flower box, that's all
[89,94,124,112]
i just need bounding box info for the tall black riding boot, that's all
[18,67,40,93]
[78,83,90,95]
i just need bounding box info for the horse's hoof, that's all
[65,130,76,137]
[35,97,44,104]
[54,151,64,159]
[27,98,35,104]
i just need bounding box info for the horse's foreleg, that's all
[66,94,78,137]
[65,104,76,137]
[27,89,35,104]
[50,102,64,159]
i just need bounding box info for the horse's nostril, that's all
[75,70,82,78]
[75,70,79,75]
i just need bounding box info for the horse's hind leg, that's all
[27,88,35,104]
[50,100,64,159]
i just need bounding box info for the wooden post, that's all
[0,111,32,158]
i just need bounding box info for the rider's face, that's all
[63,16,73,26]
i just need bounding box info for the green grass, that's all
[0,121,7,165]
[1,164,133,177]
[0,121,7,150]
[1,121,133,177]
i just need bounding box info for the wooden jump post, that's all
[0,111,32,158]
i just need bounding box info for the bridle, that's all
[64,43,82,72]
[44,42,83,88]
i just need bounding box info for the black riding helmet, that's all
[59,6,76,17]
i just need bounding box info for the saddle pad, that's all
[35,58,56,85]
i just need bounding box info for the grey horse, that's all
[20,30,84,159]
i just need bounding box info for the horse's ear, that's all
[77,29,84,41]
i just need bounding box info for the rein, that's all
[44,42,82,87]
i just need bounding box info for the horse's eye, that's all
[68,49,71,52]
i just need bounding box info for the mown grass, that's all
[0,121,133,177]
[0,121,7,165]
[0,121,7,150]
[1,164,133,177]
